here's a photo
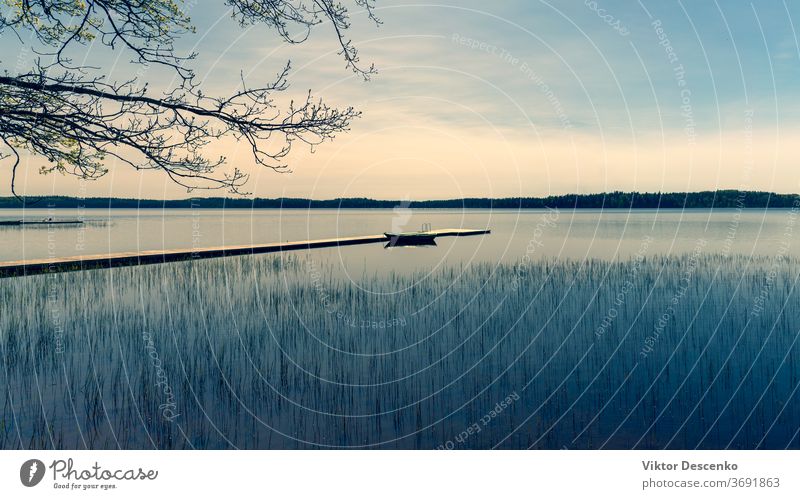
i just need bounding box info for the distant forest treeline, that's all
[0,191,798,209]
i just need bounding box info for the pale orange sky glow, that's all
[11,124,796,200]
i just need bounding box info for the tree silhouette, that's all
[0,0,379,197]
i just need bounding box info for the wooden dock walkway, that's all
[0,228,489,278]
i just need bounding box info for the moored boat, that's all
[384,231,438,245]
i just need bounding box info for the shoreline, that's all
[2,190,799,210]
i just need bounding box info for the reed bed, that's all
[0,252,798,449]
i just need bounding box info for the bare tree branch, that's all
[0,0,377,194]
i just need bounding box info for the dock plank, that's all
[0,228,489,278]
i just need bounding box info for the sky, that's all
[2,0,800,199]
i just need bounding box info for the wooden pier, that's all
[0,220,83,226]
[0,228,489,278]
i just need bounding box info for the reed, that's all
[1,252,798,449]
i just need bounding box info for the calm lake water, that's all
[1,208,799,449]
[0,208,796,264]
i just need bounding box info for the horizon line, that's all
[2,189,799,204]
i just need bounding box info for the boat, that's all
[384,232,438,247]
[384,223,438,246]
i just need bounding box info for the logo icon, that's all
[391,196,412,233]
[20,459,45,487]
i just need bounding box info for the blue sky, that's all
[3,0,800,198]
